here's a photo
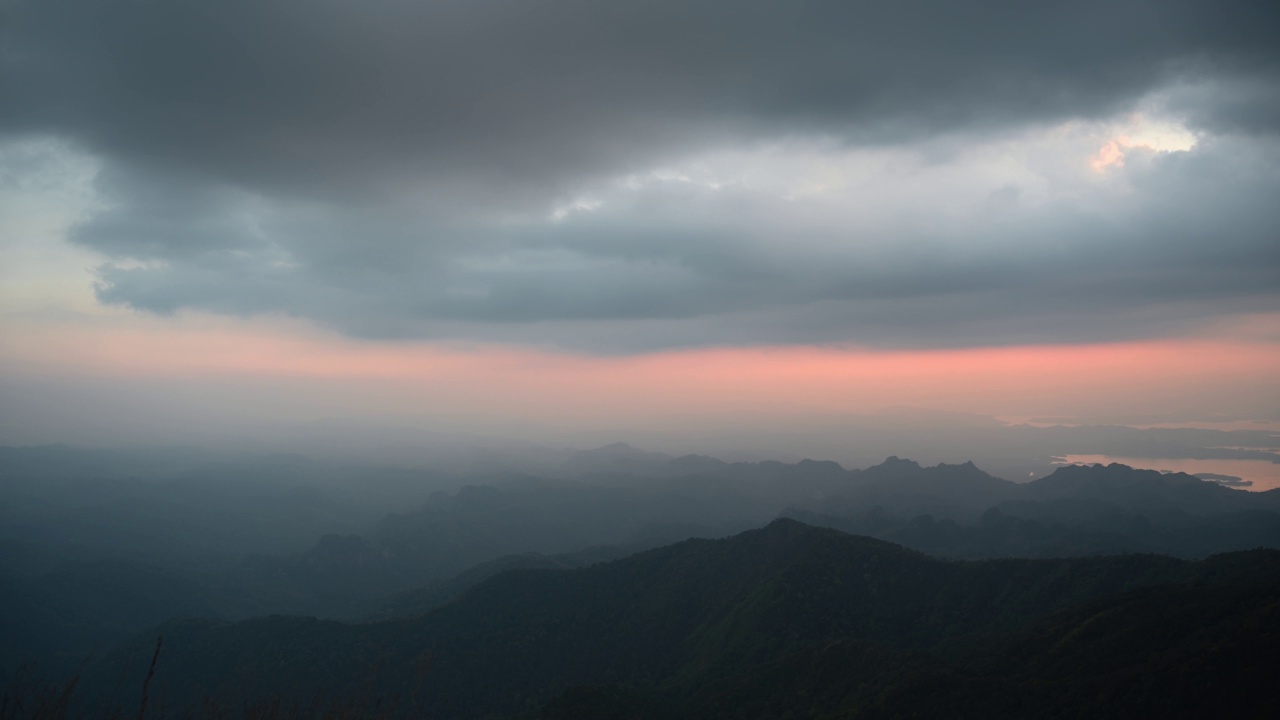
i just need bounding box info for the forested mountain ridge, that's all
[788,460,1280,560]
[224,458,1280,618]
[230,458,1280,621]
[71,519,1280,719]
[6,446,1280,695]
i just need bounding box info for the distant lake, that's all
[1056,455,1280,492]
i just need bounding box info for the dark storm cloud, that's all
[3,0,1279,350]
[7,0,1277,197]
[1162,76,1280,137]
[84,135,1280,351]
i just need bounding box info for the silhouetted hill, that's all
[791,461,1280,559]
[75,519,1276,719]
[667,561,1280,720]
[217,476,761,619]
[826,456,1019,520]
[10,445,1280,700]
[364,536,695,622]
[1018,461,1280,514]
[215,459,1280,621]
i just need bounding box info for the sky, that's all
[1,0,1278,464]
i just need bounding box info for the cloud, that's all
[2,0,1278,352]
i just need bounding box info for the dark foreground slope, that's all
[674,551,1280,719]
[66,519,1280,720]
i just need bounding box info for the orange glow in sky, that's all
[4,311,1278,432]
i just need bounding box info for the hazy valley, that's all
[4,443,1279,718]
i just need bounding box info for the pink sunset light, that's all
[5,312,1276,432]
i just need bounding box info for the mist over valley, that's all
[3,0,1279,716]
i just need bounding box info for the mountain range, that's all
[70,518,1280,719]
[4,445,1280,718]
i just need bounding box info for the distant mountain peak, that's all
[1023,462,1251,512]
[1035,461,1203,485]
[880,456,921,468]
[763,516,812,532]
[797,458,845,468]
[723,517,906,558]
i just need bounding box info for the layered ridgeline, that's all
[6,447,1280,681]
[72,519,1280,719]
[787,458,1280,559]
[224,457,1280,619]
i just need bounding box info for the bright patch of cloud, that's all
[1090,114,1198,171]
